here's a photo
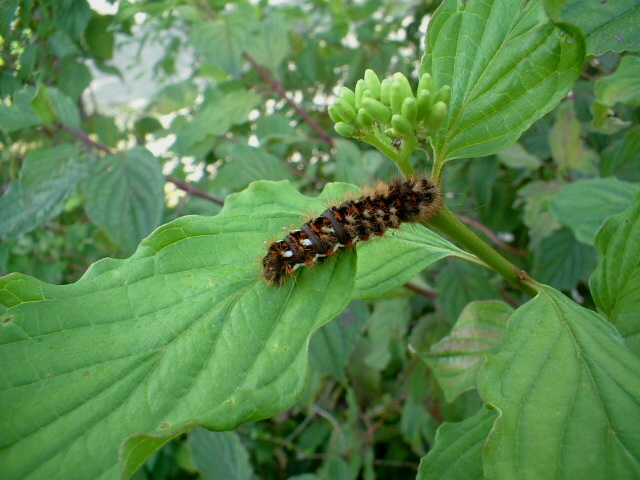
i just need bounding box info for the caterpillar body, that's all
[262,177,442,286]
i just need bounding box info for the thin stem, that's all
[243,52,334,148]
[428,205,539,297]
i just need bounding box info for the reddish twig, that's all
[165,176,224,205]
[242,51,335,148]
[54,123,225,206]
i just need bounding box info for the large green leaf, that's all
[0,145,86,237]
[479,286,640,480]
[421,0,585,161]
[420,301,512,403]
[353,226,471,300]
[417,407,497,480]
[81,147,165,254]
[547,0,640,55]
[244,12,291,73]
[550,177,639,245]
[0,181,359,479]
[590,191,640,355]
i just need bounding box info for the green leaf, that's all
[189,428,254,480]
[0,88,41,132]
[420,301,512,403]
[550,177,640,246]
[532,228,597,290]
[192,16,254,77]
[590,191,640,354]
[212,143,296,192]
[434,262,501,323]
[479,286,640,480]
[549,0,640,55]
[244,13,291,73]
[0,145,86,237]
[418,407,496,480]
[172,90,261,155]
[591,55,640,133]
[549,101,597,173]
[81,147,165,253]
[421,0,585,161]
[600,126,640,181]
[496,143,542,170]
[332,139,383,185]
[0,181,358,479]
[58,58,93,101]
[309,302,368,382]
[516,180,563,244]
[85,13,115,61]
[48,87,81,128]
[353,226,470,300]
[363,298,411,371]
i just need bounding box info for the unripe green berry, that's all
[334,122,356,137]
[339,87,356,108]
[434,85,452,106]
[424,101,448,132]
[355,79,367,108]
[333,98,357,123]
[390,82,406,115]
[416,89,432,122]
[364,69,381,100]
[361,97,391,123]
[357,108,375,127]
[380,79,391,105]
[401,97,418,126]
[328,105,343,123]
[391,114,414,136]
[392,72,414,101]
[417,73,434,97]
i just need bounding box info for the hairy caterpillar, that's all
[262,177,442,286]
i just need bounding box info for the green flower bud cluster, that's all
[328,70,451,143]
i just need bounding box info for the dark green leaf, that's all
[422,0,585,161]
[600,126,640,181]
[421,301,512,402]
[0,181,357,479]
[479,286,640,480]
[590,191,640,354]
[0,145,86,237]
[435,261,501,322]
[85,14,115,61]
[309,302,368,382]
[58,58,92,101]
[189,428,254,480]
[532,228,597,290]
[550,177,640,245]
[549,0,640,55]
[81,147,165,253]
[417,407,497,480]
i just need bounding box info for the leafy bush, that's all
[1,0,639,479]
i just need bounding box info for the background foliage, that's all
[1,0,639,479]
